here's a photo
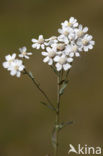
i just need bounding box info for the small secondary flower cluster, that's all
[3,17,95,77]
[3,47,32,77]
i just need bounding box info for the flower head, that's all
[61,17,78,29]
[77,34,95,52]
[9,59,25,77]
[32,35,46,49]
[54,54,73,71]
[75,24,88,38]
[19,46,32,59]
[3,53,16,70]
[42,47,57,65]
[45,36,58,46]
[65,44,80,57]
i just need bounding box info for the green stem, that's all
[24,69,56,111]
[54,74,61,156]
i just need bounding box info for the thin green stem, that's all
[24,69,56,111]
[54,74,61,156]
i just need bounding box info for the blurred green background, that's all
[0,0,103,155]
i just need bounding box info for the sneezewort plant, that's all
[2,17,95,156]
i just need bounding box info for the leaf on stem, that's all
[29,71,34,79]
[59,80,69,95]
[51,127,57,149]
[57,121,74,132]
[40,101,56,111]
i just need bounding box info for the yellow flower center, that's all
[48,51,56,58]
[77,30,84,37]
[38,38,44,44]
[82,39,88,45]
[14,65,19,70]
[8,59,13,63]
[57,44,65,51]
[68,22,72,27]
[63,31,69,36]
[59,57,67,65]
[72,45,78,52]
[22,51,27,56]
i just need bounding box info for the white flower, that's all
[3,53,16,70]
[77,34,95,52]
[45,36,58,46]
[58,35,69,44]
[32,35,46,49]
[61,17,78,29]
[52,43,66,53]
[65,44,80,57]
[58,27,77,43]
[19,46,32,59]
[54,54,73,71]
[9,59,25,77]
[42,47,57,65]
[75,24,88,38]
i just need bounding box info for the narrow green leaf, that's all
[29,71,34,79]
[40,101,56,111]
[58,121,74,131]
[59,80,68,95]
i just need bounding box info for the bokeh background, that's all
[0,0,103,155]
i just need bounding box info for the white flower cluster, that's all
[3,47,32,77]
[3,17,95,77]
[32,17,95,71]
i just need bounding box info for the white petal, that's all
[70,17,74,23]
[10,70,16,76]
[56,63,62,71]
[41,52,48,56]
[75,52,80,57]
[84,46,88,52]
[12,53,16,59]
[25,56,29,59]
[36,44,40,49]
[43,56,49,63]
[16,71,21,77]
[58,28,62,34]
[32,43,38,48]
[28,52,32,55]
[41,44,45,49]
[83,27,88,33]
[3,62,9,68]
[73,23,78,27]
[63,63,71,71]
[48,59,53,65]
[54,56,60,62]
[32,38,37,43]
[69,52,74,57]
[5,55,11,61]
[46,47,51,52]
[67,57,73,62]
[19,54,23,58]
[39,35,43,40]
[88,35,93,40]
[19,65,25,71]
[88,45,93,49]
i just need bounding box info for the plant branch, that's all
[24,69,56,112]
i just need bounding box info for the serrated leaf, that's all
[59,80,68,95]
